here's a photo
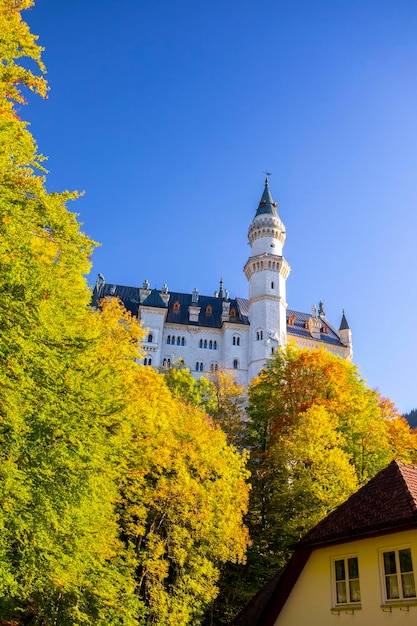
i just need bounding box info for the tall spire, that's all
[255,177,278,217]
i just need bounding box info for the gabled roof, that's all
[299,460,417,548]
[232,461,417,626]
[286,308,346,347]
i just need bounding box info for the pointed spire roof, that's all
[255,177,278,217]
[339,310,350,331]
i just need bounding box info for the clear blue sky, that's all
[24,0,417,413]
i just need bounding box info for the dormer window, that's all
[321,325,329,334]
[230,308,237,318]
[287,314,296,327]
[206,305,213,315]
[173,301,181,312]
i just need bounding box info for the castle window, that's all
[200,362,204,372]
[173,301,181,311]
[233,359,239,370]
[147,332,153,343]
[163,358,171,369]
[214,341,217,350]
[210,363,219,372]
[167,335,171,345]
[204,340,207,349]
[144,357,152,366]
[233,335,240,346]
[230,308,237,318]
[177,336,181,346]
[256,330,263,341]
[271,281,274,290]
[181,337,185,346]
[271,347,275,355]
[321,325,329,334]
[209,340,213,350]
[206,305,212,315]
[199,339,203,348]
[196,361,204,372]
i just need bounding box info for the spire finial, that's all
[263,170,271,184]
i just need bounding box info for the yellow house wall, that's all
[274,529,417,626]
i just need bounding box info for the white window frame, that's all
[379,545,417,604]
[331,554,361,609]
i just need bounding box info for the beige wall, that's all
[275,530,417,626]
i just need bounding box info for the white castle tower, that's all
[244,177,291,379]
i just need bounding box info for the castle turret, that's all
[244,178,291,379]
[339,310,353,358]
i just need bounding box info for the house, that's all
[232,460,417,625]
[92,178,352,385]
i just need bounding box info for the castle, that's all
[92,178,352,386]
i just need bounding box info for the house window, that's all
[382,548,416,600]
[333,557,360,605]
[173,301,180,311]
[147,332,153,343]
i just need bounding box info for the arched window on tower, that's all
[181,337,185,346]
[199,339,203,348]
[167,335,171,345]
[233,359,239,370]
[204,339,208,349]
[233,335,240,346]
[147,332,153,343]
[177,336,181,345]
[213,341,217,350]
[209,340,213,350]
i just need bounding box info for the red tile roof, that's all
[231,460,417,625]
[299,460,417,547]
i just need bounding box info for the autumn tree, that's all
[116,365,250,626]
[219,344,416,622]
[0,3,142,622]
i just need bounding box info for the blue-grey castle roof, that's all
[92,282,348,348]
